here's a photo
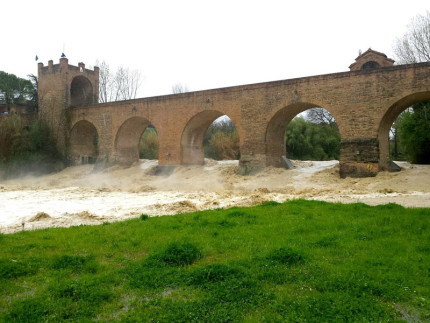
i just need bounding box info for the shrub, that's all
[0,116,62,178]
[206,131,240,160]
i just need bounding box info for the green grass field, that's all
[0,200,429,322]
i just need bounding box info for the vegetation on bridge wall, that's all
[0,114,63,179]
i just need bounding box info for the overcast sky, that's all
[1,0,428,97]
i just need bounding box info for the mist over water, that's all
[1,159,429,233]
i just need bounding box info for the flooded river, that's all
[1,159,429,233]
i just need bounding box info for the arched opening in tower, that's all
[266,104,340,168]
[181,111,240,165]
[378,92,430,171]
[70,76,93,107]
[70,120,98,165]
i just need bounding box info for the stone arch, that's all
[70,120,98,164]
[265,102,341,167]
[378,91,430,170]
[181,110,240,165]
[115,116,154,164]
[70,76,93,107]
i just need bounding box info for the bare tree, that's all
[96,60,143,103]
[172,83,189,94]
[306,107,336,125]
[393,11,430,64]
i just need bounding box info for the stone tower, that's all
[37,57,99,158]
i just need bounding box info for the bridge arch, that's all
[70,76,93,107]
[378,91,430,169]
[181,110,241,165]
[265,102,342,167]
[115,116,155,164]
[70,120,98,164]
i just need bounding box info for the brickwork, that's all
[38,58,99,157]
[38,53,430,177]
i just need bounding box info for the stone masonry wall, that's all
[42,59,430,177]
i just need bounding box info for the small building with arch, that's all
[349,48,395,71]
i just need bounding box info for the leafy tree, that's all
[286,117,340,160]
[397,101,430,163]
[27,74,38,111]
[392,11,430,163]
[0,71,34,112]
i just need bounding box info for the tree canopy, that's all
[397,101,430,163]
[286,117,340,161]
[0,71,34,110]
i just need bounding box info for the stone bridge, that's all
[37,49,430,177]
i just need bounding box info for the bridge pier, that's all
[339,138,379,178]
[237,139,267,175]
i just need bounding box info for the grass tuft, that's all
[51,254,97,273]
[267,247,304,265]
[156,241,202,267]
[188,263,243,285]
[139,214,150,221]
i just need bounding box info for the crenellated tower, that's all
[37,57,99,158]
